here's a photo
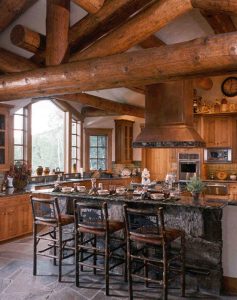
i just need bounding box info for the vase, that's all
[191,192,200,202]
[13,178,28,191]
[44,167,50,175]
[36,166,43,176]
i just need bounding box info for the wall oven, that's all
[178,153,200,182]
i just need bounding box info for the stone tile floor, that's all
[0,235,237,300]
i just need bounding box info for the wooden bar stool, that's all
[30,196,75,281]
[74,200,127,296]
[123,205,185,300]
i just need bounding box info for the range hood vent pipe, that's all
[133,81,205,148]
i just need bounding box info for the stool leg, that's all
[181,234,186,297]
[75,230,79,287]
[127,240,133,300]
[33,223,37,276]
[144,248,148,287]
[163,245,168,300]
[105,233,109,296]
[80,232,84,272]
[53,227,57,266]
[123,230,128,283]
[58,227,62,282]
[93,235,97,275]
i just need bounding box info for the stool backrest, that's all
[31,196,61,225]
[123,205,165,240]
[74,201,109,231]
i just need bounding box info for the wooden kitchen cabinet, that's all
[0,194,32,241]
[201,116,232,147]
[0,105,12,171]
[115,119,134,163]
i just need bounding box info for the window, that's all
[85,128,112,172]
[13,107,29,164]
[32,101,65,173]
[71,119,82,172]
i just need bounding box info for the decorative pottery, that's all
[36,166,43,176]
[44,167,50,175]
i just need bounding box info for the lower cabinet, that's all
[0,194,32,242]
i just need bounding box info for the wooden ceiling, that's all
[0,0,236,117]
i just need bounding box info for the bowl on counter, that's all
[230,174,237,181]
[61,187,73,193]
[76,185,86,192]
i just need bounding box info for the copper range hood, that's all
[133,81,205,148]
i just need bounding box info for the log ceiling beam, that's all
[0,0,37,33]
[56,93,145,118]
[200,11,236,34]
[139,35,165,49]
[81,106,118,117]
[10,25,46,64]
[0,48,38,73]
[46,0,70,66]
[72,0,105,14]
[52,99,83,120]
[191,0,237,14]
[1,32,237,101]
[69,0,193,62]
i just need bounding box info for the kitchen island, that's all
[34,189,226,295]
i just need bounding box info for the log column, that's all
[46,0,70,66]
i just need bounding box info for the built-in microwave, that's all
[204,148,232,163]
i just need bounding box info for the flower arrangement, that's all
[186,176,205,194]
[5,162,31,190]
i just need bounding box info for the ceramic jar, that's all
[44,167,50,175]
[36,166,43,176]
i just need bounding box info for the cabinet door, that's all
[0,207,8,240]
[215,117,232,147]
[19,203,32,234]
[202,116,231,147]
[115,120,134,163]
[228,184,237,200]
[6,206,19,238]
[0,106,11,171]
[203,117,216,147]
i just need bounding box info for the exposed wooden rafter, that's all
[46,0,70,66]
[56,93,144,118]
[0,48,38,73]
[191,0,237,14]
[52,99,83,120]
[200,11,236,34]
[0,0,37,33]
[69,0,193,62]
[72,0,105,14]
[139,35,165,49]
[81,107,118,117]
[1,33,237,101]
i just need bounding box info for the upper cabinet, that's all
[115,119,134,164]
[201,116,232,147]
[0,105,12,171]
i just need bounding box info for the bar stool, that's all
[74,200,127,296]
[123,205,185,300]
[31,196,75,281]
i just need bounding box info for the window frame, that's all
[13,105,31,165]
[85,128,112,172]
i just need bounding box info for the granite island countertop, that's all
[32,189,227,210]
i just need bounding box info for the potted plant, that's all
[5,162,31,191]
[186,176,205,201]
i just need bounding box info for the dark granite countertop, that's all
[33,189,227,209]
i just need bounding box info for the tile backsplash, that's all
[205,163,237,178]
